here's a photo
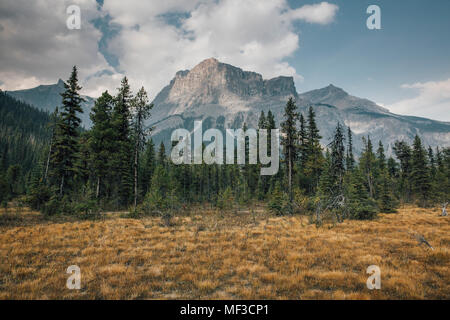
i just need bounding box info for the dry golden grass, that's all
[0,205,448,299]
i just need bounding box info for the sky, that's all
[0,0,449,121]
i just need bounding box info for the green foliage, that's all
[216,187,234,211]
[49,66,84,196]
[268,182,290,215]
[303,106,324,194]
[346,168,378,220]
[89,90,115,198]
[0,91,51,196]
[378,170,399,213]
[280,97,299,202]
[139,188,180,216]
[410,135,432,207]
[110,77,134,207]
[73,200,100,219]
[3,76,448,225]
[26,183,51,211]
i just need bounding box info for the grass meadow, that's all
[0,205,448,299]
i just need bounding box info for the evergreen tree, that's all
[268,181,289,216]
[131,87,154,209]
[346,126,355,171]
[50,66,84,196]
[329,122,346,192]
[298,113,307,168]
[257,111,266,130]
[158,142,166,166]
[304,106,324,194]
[280,97,299,204]
[141,139,156,197]
[346,167,378,220]
[393,140,412,202]
[111,77,133,207]
[411,135,432,206]
[359,136,377,198]
[89,91,114,199]
[376,141,386,171]
[257,112,268,198]
[318,149,334,196]
[378,169,398,213]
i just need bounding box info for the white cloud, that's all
[0,0,113,95]
[100,0,338,98]
[1,0,339,98]
[389,79,450,121]
[289,1,339,25]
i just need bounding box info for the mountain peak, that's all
[198,57,219,66]
[57,78,65,86]
[151,58,298,123]
[325,84,346,94]
[165,58,297,102]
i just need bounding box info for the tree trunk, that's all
[96,176,100,199]
[288,148,292,202]
[59,175,64,197]
[367,173,373,198]
[134,142,139,210]
[44,142,52,182]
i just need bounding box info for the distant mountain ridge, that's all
[6,79,95,128]
[149,58,450,155]
[4,58,450,155]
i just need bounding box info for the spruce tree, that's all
[257,111,268,198]
[89,91,114,199]
[346,167,378,220]
[50,66,84,197]
[411,135,432,206]
[304,106,324,194]
[359,136,377,198]
[111,77,133,207]
[376,141,386,171]
[158,142,166,166]
[141,139,156,197]
[378,169,398,213]
[329,122,346,192]
[393,140,412,202]
[131,87,153,209]
[280,97,299,204]
[318,149,334,196]
[298,113,307,168]
[346,126,355,171]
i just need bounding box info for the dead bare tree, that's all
[313,193,347,226]
[415,234,434,250]
[441,202,448,216]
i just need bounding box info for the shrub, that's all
[73,200,100,219]
[26,185,51,210]
[268,183,290,215]
[42,197,61,216]
[138,189,180,216]
[216,187,234,211]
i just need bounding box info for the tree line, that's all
[1,66,449,220]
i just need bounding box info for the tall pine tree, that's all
[280,97,299,204]
[50,66,84,197]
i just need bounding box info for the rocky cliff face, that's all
[151,58,297,124]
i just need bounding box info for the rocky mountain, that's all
[4,58,449,155]
[149,58,450,155]
[6,79,95,128]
